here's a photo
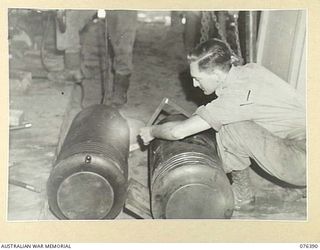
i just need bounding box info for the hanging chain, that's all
[200,11,211,43]
[210,12,228,45]
[233,13,244,65]
[199,11,244,65]
[211,12,238,59]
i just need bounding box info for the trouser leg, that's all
[217,121,306,186]
[107,10,137,75]
[53,10,96,83]
[56,10,96,51]
[107,10,137,105]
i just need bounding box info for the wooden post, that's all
[245,11,258,63]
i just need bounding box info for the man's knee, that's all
[218,121,261,149]
[220,122,306,186]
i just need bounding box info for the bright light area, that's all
[97,9,106,18]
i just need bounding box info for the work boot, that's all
[231,168,255,211]
[48,49,84,83]
[112,73,130,106]
[64,49,84,83]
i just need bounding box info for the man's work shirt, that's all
[195,63,306,140]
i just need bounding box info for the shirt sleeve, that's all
[194,89,254,131]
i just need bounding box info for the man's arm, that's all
[139,115,211,145]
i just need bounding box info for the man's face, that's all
[190,62,224,95]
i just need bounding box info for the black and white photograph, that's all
[7,9,306,222]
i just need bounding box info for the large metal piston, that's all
[149,115,234,219]
[47,104,129,220]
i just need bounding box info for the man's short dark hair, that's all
[188,39,232,73]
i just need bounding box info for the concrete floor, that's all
[8,13,306,221]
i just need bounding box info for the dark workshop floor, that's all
[8,12,306,221]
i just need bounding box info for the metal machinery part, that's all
[149,115,235,219]
[47,104,129,220]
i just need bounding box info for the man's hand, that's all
[139,116,211,146]
[139,126,155,145]
[139,121,189,144]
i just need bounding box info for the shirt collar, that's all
[224,65,237,84]
[215,65,237,95]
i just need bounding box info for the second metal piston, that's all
[149,114,235,219]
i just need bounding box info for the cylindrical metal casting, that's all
[149,115,234,219]
[47,104,129,220]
